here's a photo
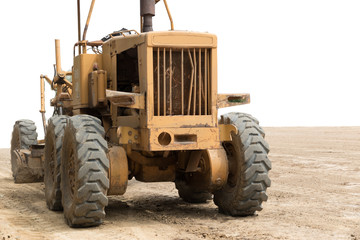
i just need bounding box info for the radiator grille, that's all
[153,48,211,116]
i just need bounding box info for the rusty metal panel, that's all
[117,126,140,145]
[150,115,215,128]
[106,90,145,109]
[88,71,99,108]
[143,32,219,136]
[117,116,140,129]
[153,47,212,117]
[146,31,217,48]
[73,54,103,108]
[141,127,220,151]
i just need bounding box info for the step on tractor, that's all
[10,0,271,227]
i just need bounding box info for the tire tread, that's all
[214,112,271,216]
[61,115,109,227]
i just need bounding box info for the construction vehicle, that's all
[10,0,271,227]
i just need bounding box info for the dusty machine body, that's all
[10,0,271,227]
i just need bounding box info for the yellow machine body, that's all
[11,0,271,228]
[37,2,250,194]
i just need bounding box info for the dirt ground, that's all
[0,127,359,240]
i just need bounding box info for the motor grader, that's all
[10,0,271,227]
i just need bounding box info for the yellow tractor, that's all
[10,0,271,227]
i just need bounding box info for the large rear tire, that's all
[44,116,68,211]
[213,113,271,216]
[61,115,109,227]
[10,120,41,183]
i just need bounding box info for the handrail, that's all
[163,0,174,30]
[77,0,81,54]
[82,0,96,41]
[102,29,140,43]
[109,29,140,38]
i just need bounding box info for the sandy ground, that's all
[0,127,359,240]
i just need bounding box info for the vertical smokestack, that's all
[140,0,155,32]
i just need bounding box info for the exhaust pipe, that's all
[140,0,155,32]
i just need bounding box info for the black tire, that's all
[10,120,41,183]
[213,112,271,216]
[44,116,68,210]
[61,115,109,227]
[175,179,212,203]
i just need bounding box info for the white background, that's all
[0,0,359,148]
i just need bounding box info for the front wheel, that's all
[44,116,68,210]
[61,115,109,227]
[10,120,41,183]
[213,113,271,216]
